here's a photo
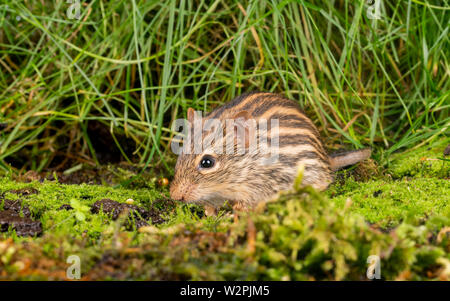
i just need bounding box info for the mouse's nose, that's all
[171,191,187,203]
[170,182,195,203]
[169,185,184,202]
[171,194,186,203]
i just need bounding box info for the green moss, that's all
[237,188,448,281]
[387,137,449,179]
[0,177,173,241]
[0,175,448,280]
[328,177,450,228]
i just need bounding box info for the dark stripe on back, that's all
[260,133,320,150]
[275,155,330,176]
[251,98,301,117]
[267,113,318,132]
[274,117,319,135]
[206,91,261,119]
[278,134,324,153]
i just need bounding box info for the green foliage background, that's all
[0,0,448,172]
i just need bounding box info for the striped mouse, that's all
[170,92,371,215]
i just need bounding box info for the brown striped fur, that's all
[170,92,370,213]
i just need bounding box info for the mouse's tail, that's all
[329,148,372,171]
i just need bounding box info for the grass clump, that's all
[0,1,448,173]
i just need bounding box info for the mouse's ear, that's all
[232,110,255,150]
[233,110,251,122]
[187,108,195,123]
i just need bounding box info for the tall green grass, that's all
[0,0,448,173]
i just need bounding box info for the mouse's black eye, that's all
[199,155,215,169]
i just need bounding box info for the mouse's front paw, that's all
[204,205,217,217]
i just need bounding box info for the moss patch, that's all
[328,177,450,228]
[387,137,449,179]
[0,173,449,280]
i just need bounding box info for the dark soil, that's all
[91,199,168,228]
[444,144,450,156]
[333,158,381,185]
[57,204,74,211]
[0,198,42,237]
[1,199,32,218]
[8,187,39,196]
[0,210,43,237]
[16,167,119,185]
[13,162,168,186]
[373,190,382,197]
